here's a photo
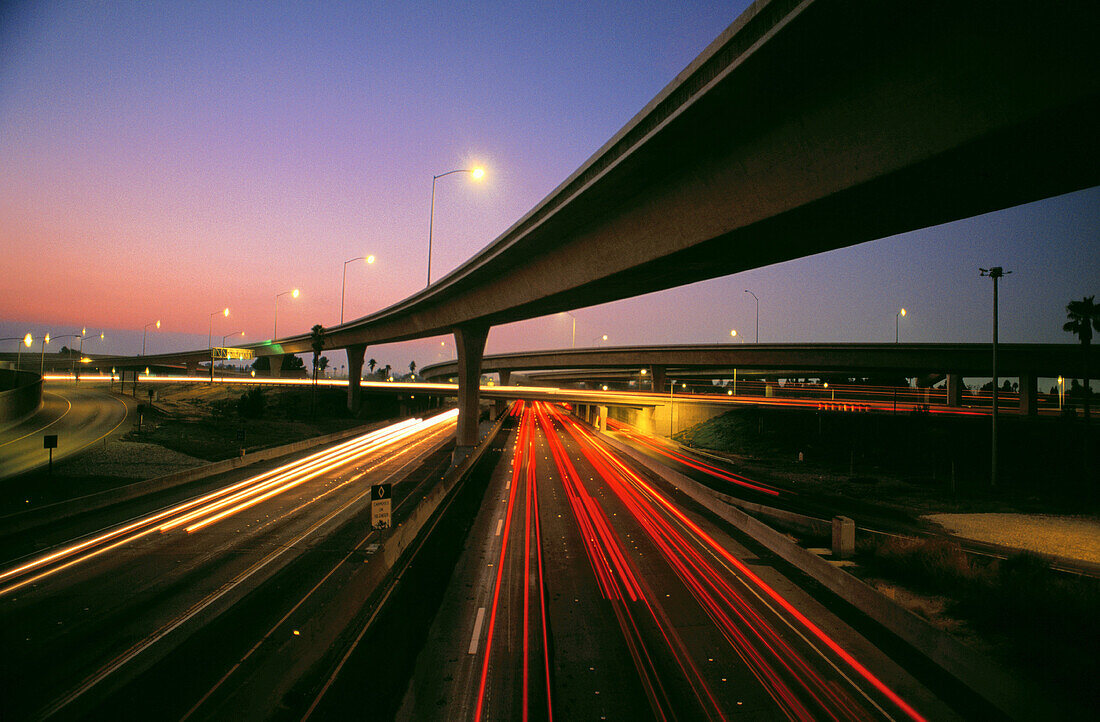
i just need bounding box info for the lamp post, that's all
[980,266,1009,487]
[669,380,688,437]
[563,311,577,349]
[341,255,375,324]
[142,320,160,356]
[729,329,743,343]
[595,334,608,347]
[43,334,80,378]
[744,290,759,343]
[39,333,50,375]
[1057,375,1065,411]
[895,308,907,343]
[3,334,34,371]
[208,308,229,349]
[427,167,485,286]
[274,289,299,339]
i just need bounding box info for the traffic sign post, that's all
[43,434,58,475]
[371,483,393,530]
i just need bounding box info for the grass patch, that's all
[123,383,401,461]
[857,535,1100,706]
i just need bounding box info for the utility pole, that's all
[980,266,1010,487]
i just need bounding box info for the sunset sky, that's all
[2,1,1097,373]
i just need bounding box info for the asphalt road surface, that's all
[399,401,958,721]
[0,383,133,480]
[0,411,458,719]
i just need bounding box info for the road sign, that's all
[371,483,393,530]
[212,347,255,360]
[43,435,58,449]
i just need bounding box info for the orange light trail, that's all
[0,411,457,597]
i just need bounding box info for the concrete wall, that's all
[607,399,729,438]
[0,369,42,425]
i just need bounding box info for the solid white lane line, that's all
[469,607,487,655]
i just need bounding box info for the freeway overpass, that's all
[421,343,1086,414]
[31,0,1100,450]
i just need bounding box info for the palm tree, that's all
[368,358,377,376]
[383,364,392,380]
[1063,296,1099,419]
[409,360,417,378]
[310,324,325,415]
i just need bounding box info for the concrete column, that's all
[1018,372,1038,416]
[454,324,489,455]
[346,344,366,413]
[268,354,286,378]
[832,516,855,559]
[499,369,511,387]
[946,373,963,406]
[597,405,608,432]
[650,365,666,394]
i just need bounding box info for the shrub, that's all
[238,387,266,419]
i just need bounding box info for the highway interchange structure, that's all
[6,0,1099,453]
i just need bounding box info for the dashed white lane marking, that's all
[469,607,487,655]
[495,519,503,536]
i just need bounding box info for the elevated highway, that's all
[31,0,1100,448]
[422,343,1086,414]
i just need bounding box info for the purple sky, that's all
[2,1,1097,374]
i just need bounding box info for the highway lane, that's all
[0,383,133,480]
[0,411,457,719]
[401,401,956,720]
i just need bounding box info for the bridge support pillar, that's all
[268,354,286,378]
[1018,372,1038,416]
[651,365,666,394]
[186,361,199,376]
[346,344,366,414]
[946,374,964,406]
[597,405,608,432]
[453,324,488,461]
[499,369,511,387]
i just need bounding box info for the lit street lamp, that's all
[427,166,485,286]
[2,334,34,371]
[222,330,245,346]
[729,329,743,343]
[895,308,907,343]
[744,290,759,343]
[39,333,50,375]
[274,289,299,339]
[142,320,160,356]
[594,334,608,347]
[341,255,375,324]
[208,308,230,349]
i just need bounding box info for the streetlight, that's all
[744,290,759,343]
[208,308,229,349]
[142,320,160,356]
[1057,375,1065,411]
[39,333,50,375]
[980,266,1010,488]
[3,334,34,371]
[427,166,485,286]
[274,289,299,339]
[730,329,743,343]
[341,255,375,324]
[222,330,245,346]
[595,334,608,347]
[563,311,577,349]
[895,308,907,343]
